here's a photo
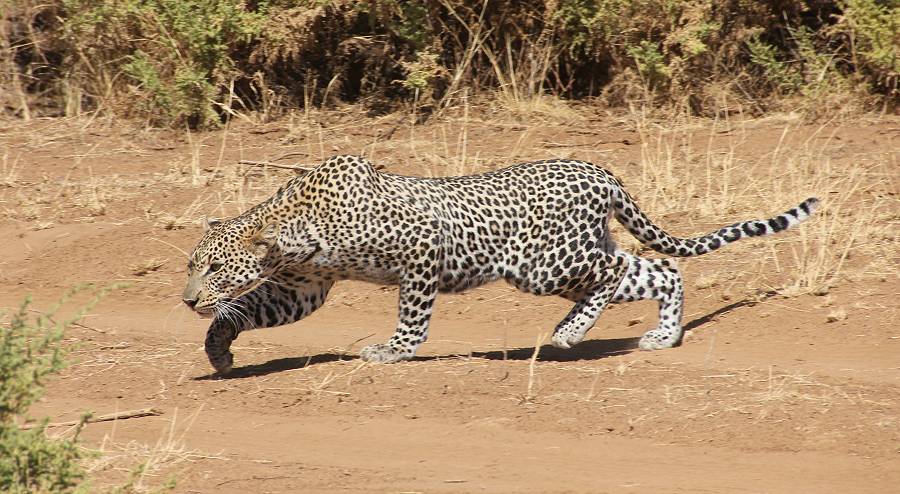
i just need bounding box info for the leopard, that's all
[182,155,819,374]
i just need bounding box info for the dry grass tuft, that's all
[489,93,585,124]
[84,407,219,493]
[130,258,168,277]
[520,333,546,405]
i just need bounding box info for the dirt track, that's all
[1,108,898,493]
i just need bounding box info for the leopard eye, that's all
[208,262,224,274]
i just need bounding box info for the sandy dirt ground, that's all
[1,106,898,493]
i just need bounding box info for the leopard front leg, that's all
[205,318,239,374]
[204,275,333,374]
[360,243,441,363]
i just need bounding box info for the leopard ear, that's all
[203,217,223,231]
[249,223,279,257]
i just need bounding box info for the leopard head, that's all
[182,217,280,317]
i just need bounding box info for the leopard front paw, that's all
[551,330,585,349]
[359,343,413,363]
[207,350,234,375]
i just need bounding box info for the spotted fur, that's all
[182,155,819,373]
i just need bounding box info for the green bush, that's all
[747,35,803,94]
[627,40,670,92]
[60,0,269,126]
[834,0,899,94]
[0,296,87,493]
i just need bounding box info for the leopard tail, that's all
[610,178,819,257]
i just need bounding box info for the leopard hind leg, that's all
[610,253,685,350]
[550,253,629,349]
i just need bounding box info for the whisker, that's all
[219,299,252,328]
[163,300,186,333]
[221,303,243,325]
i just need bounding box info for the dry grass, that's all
[619,109,898,299]
[1,149,22,187]
[83,407,219,493]
[489,93,584,124]
[1,102,894,306]
[521,333,546,405]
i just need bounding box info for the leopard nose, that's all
[182,298,198,309]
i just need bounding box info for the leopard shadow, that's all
[193,295,764,380]
[195,336,642,380]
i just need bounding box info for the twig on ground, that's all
[217,476,303,487]
[270,151,308,162]
[26,308,108,334]
[24,408,164,429]
[237,160,316,172]
[345,332,377,352]
[238,159,385,172]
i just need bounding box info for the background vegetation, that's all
[1,295,89,493]
[1,0,898,126]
